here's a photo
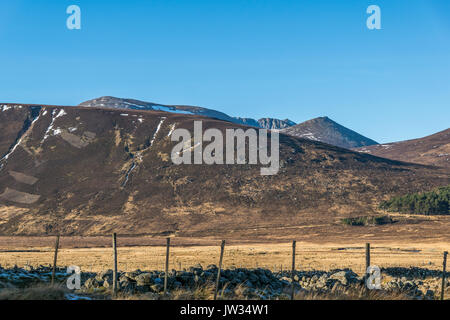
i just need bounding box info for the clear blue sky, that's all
[1,0,449,143]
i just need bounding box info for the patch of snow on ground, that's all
[55,109,67,118]
[42,110,58,142]
[168,124,176,137]
[149,117,166,147]
[122,163,137,187]
[2,105,12,112]
[299,132,319,141]
[42,109,67,142]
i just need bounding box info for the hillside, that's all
[355,129,450,168]
[280,117,378,149]
[0,103,448,237]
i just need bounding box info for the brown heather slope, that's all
[354,129,450,168]
[0,104,448,237]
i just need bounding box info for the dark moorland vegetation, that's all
[379,185,450,215]
[341,215,394,226]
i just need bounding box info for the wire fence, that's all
[0,235,448,299]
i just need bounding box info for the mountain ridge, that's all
[354,128,450,168]
[79,96,297,130]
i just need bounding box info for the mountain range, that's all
[0,102,448,237]
[79,96,296,131]
[79,96,380,150]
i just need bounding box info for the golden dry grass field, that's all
[0,237,448,275]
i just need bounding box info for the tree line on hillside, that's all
[379,185,450,215]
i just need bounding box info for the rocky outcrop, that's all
[258,118,296,130]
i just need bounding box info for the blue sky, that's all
[0,0,449,143]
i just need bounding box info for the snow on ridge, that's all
[1,105,24,112]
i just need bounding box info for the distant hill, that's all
[354,129,450,168]
[79,96,296,130]
[280,117,378,149]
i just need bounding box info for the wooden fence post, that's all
[365,243,371,283]
[214,240,226,300]
[51,235,60,286]
[112,233,118,296]
[442,251,448,301]
[164,237,171,295]
[291,240,296,300]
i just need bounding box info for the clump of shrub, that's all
[341,215,394,226]
[379,185,450,215]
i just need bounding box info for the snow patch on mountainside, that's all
[42,109,68,142]
[168,124,176,137]
[150,117,166,147]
